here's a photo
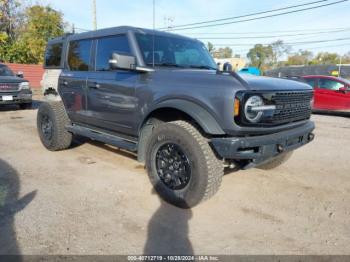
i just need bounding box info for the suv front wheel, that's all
[37,101,72,151]
[145,120,224,208]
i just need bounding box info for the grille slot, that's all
[270,91,313,124]
[0,83,19,92]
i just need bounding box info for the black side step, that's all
[66,125,137,152]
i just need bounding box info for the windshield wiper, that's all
[147,62,184,68]
[188,65,217,70]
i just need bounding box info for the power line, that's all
[196,29,350,40]
[185,27,350,35]
[212,37,350,47]
[165,0,349,31]
[160,0,330,30]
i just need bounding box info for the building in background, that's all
[214,57,246,71]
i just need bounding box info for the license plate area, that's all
[2,95,13,101]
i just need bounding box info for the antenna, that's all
[152,0,155,68]
[92,0,97,30]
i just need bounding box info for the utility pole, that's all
[92,0,97,30]
[339,55,342,77]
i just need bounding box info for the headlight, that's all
[244,96,264,123]
[19,82,30,90]
[244,95,277,123]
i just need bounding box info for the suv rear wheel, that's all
[145,120,224,208]
[37,101,72,151]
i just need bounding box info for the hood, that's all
[0,76,28,84]
[238,73,312,91]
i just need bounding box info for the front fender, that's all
[145,99,225,135]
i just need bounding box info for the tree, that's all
[286,50,314,66]
[311,52,340,65]
[212,47,233,59]
[0,3,65,64]
[271,40,290,67]
[207,42,215,54]
[247,44,273,71]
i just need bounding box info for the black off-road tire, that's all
[37,101,72,151]
[257,151,293,170]
[19,102,32,110]
[145,120,224,208]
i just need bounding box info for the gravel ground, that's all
[0,100,349,255]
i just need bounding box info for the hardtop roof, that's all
[47,26,196,44]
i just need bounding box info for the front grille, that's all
[269,91,313,124]
[0,83,19,92]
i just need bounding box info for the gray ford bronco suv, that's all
[37,26,315,208]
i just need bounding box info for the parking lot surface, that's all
[0,101,349,255]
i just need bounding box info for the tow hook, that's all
[308,133,315,141]
[277,144,284,153]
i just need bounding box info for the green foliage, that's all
[286,50,342,66]
[247,44,274,72]
[0,2,65,64]
[213,47,233,59]
[286,50,314,66]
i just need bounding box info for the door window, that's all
[318,79,344,91]
[95,35,131,71]
[68,39,93,71]
[304,78,316,88]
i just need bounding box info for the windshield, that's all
[0,65,14,76]
[136,33,217,70]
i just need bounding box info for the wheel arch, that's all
[137,99,225,163]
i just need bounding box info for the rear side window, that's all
[95,35,131,71]
[68,39,93,71]
[45,43,63,68]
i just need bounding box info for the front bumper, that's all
[211,121,315,169]
[0,90,32,105]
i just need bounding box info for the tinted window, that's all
[0,65,14,76]
[68,40,92,71]
[96,35,131,71]
[318,79,344,90]
[304,78,316,88]
[45,43,63,67]
[136,33,217,69]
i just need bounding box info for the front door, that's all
[315,78,350,111]
[86,34,138,136]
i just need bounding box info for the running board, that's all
[66,125,137,152]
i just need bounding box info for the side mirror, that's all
[338,86,350,93]
[17,71,24,78]
[109,53,136,71]
[223,62,233,72]
[109,52,154,73]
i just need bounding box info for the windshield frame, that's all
[0,64,15,77]
[135,32,217,70]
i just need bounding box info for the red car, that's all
[302,75,350,113]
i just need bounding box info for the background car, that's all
[0,63,32,109]
[302,75,350,113]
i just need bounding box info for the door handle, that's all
[89,83,100,89]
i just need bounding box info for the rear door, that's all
[85,34,138,136]
[59,39,93,124]
[315,78,349,110]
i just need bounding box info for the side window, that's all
[68,39,92,71]
[304,78,315,88]
[95,35,131,71]
[45,43,63,67]
[318,79,344,91]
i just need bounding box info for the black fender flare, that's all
[143,99,225,135]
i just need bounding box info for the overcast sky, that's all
[41,0,350,57]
